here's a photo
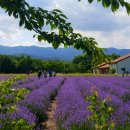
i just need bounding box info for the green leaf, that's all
[102,0,111,8]
[88,0,93,3]
[33,34,36,38]
[97,0,102,2]
[8,10,13,16]
[38,35,43,42]
[59,13,68,19]
[111,0,120,12]
[25,21,32,30]
[108,107,112,112]
[19,20,24,27]
[46,20,50,25]
[64,44,69,48]
[13,11,18,18]
[37,16,44,27]
[119,0,125,7]
[52,41,59,49]
[41,32,47,41]
[59,29,63,35]
[46,34,53,43]
[124,2,130,14]
[101,117,106,125]
[51,24,57,30]
[110,122,115,128]
[52,9,63,14]
[32,21,39,29]
[39,19,44,27]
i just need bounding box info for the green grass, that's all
[0,73,129,77]
[57,73,115,76]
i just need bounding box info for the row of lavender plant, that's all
[0,75,11,81]
[81,77,123,106]
[78,76,130,129]
[100,76,130,90]
[55,77,90,130]
[0,76,65,129]
[85,76,130,104]
[0,75,14,84]
[17,76,65,129]
[55,76,130,130]
[12,76,53,91]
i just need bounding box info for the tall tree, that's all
[16,56,34,73]
[0,55,16,73]
[73,54,92,72]
[107,53,120,60]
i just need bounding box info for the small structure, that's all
[98,63,110,74]
[95,53,130,74]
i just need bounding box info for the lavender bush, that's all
[18,76,65,122]
[78,76,130,129]
[55,76,130,130]
[55,77,90,130]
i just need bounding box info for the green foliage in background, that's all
[109,68,116,74]
[80,0,130,14]
[0,55,92,73]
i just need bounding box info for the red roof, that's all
[112,53,130,63]
[99,64,110,68]
[98,63,108,67]
[97,53,130,69]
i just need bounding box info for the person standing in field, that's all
[48,70,52,77]
[121,70,125,77]
[38,70,42,79]
[126,71,129,76]
[43,71,47,78]
[53,71,56,77]
[26,70,30,77]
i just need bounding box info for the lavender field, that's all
[0,75,130,130]
[0,75,12,81]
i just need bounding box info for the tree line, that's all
[0,54,89,73]
[0,53,120,74]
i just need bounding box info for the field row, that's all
[0,76,130,130]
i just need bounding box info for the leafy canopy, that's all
[0,0,130,62]
[79,0,130,14]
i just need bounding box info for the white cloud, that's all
[0,11,23,41]
[75,24,130,49]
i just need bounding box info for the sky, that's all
[0,0,130,49]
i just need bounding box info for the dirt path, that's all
[42,99,57,130]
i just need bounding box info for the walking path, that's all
[42,99,57,130]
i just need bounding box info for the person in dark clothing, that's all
[43,71,47,78]
[26,70,30,77]
[126,71,129,76]
[121,70,125,77]
[38,70,42,79]
[48,70,52,77]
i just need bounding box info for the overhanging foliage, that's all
[0,0,130,64]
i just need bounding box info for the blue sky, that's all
[0,0,130,49]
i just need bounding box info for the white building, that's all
[97,54,130,74]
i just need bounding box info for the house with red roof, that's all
[96,53,130,74]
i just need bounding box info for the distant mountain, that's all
[0,45,82,61]
[105,47,130,56]
[0,45,130,61]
